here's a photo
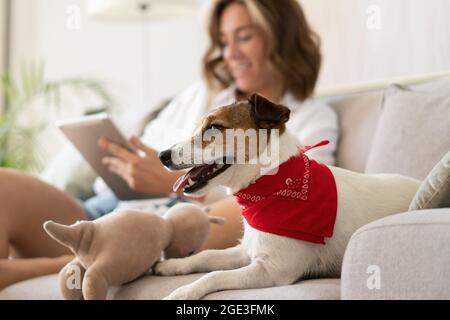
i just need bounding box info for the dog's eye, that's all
[206,124,224,131]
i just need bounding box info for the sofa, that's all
[1,76,449,300]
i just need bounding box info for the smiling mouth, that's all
[173,159,232,194]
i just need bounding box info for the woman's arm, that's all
[199,196,244,251]
[98,136,184,195]
[0,255,74,290]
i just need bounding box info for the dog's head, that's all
[159,93,290,197]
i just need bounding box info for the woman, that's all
[0,0,338,289]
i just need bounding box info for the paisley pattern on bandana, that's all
[234,140,337,245]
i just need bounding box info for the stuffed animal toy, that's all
[43,202,225,300]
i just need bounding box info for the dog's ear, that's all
[249,93,290,129]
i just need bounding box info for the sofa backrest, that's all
[327,91,383,172]
[319,76,450,172]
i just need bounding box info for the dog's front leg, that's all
[163,259,277,300]
[154,245,250,276]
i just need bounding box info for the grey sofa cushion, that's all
[329,91,383,172]
[365,85,450,179]
[0,273,340,300]
[409,151,450,210]
[327,76,450,173]
[341,209,450,300]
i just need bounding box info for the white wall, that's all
[300,0,450,87]
[10,0,208,116]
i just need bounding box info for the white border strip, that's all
[314,70,450,97]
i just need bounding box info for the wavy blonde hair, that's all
[203,0,322,102]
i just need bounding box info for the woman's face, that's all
[219,3,274,95]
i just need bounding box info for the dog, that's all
[155,93,421,300]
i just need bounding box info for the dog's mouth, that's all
[173,158,232,194]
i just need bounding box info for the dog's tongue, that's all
[173,164,214,192]
[173,174,190,193]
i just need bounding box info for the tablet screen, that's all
[57,113,153,200]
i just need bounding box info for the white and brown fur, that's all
[155,93,420,300]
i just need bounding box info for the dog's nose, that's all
[158,149,173,167]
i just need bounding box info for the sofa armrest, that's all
[341,209,450,300]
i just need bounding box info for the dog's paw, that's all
[154,259,191,276]
[163,285,204,300]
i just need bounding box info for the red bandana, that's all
[234,140,337,245]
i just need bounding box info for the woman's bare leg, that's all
[200,196,244,251]
[0,255,75,289]
[0,168,88,289]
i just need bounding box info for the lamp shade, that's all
[87,0,197,20]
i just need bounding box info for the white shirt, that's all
[94,81,339,199]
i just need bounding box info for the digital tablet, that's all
[57,113,152,201]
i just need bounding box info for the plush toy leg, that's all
[59,258,85,300]
[82,263,109,300]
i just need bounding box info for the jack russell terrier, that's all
[155,93,420,300]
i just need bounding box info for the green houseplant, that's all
[0,62,113,172]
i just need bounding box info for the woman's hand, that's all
[98,135,183,195]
